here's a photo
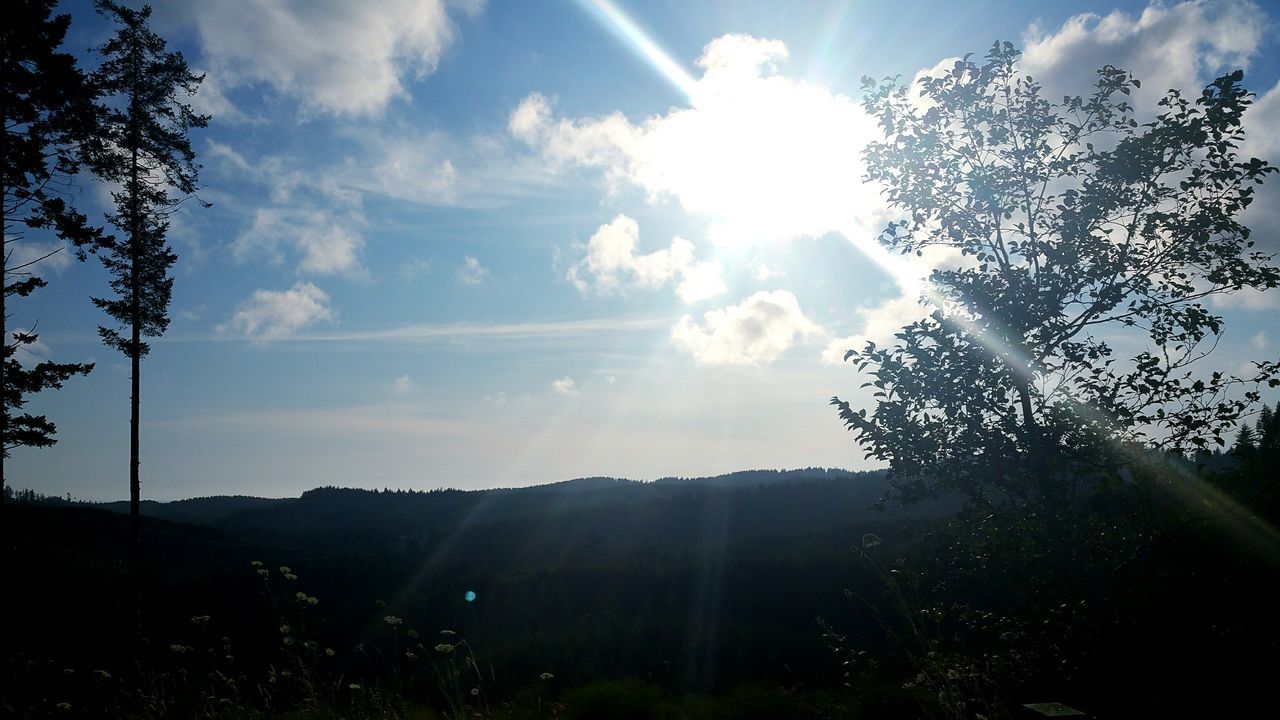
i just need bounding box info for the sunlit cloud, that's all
[220,282,336,340]
[673,290,821,366]
[566,214,725,304]
[551,376,579,396]
[511,34,881,246]
[1022,0,1267,101]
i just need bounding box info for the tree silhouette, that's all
[1,0,103,503]
[832,42,1279,511]
[89,0,207,586]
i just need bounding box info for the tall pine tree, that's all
[90,0,207,576]
[2,0,103,503]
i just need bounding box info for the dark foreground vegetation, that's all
[4,450,1280,719]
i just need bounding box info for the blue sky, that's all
[10,0,1280,500]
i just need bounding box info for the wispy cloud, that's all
[175,0,472,117]
[188,316,667,343]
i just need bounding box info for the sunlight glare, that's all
[575,0,698,98]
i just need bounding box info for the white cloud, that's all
[221,282,335,340]
[1019,0,1280,260]
[177,0,470,116]
[551,376,578,396]
[749,257,778,282]
[1252,331,1272,352]
[566,214,725,304]
[9,328,51,368]
[231,207,367,278]
[672,290,821,365]
[821,293,929,365]
[1212,286,1280,311]
[456,255,490,285]
[510,34,881,245]
[392,374,415,394]
[1022,1,1267,102]
[6,241,73,275]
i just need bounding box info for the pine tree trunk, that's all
[127,49,143,636]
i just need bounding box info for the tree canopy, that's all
[1,0,101,492]
[833,42,1279,509]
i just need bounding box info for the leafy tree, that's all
[832,42,1279,511]
[90,1,207,563]
[1,0,103,502]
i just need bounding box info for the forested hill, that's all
[82,467,924,544]
[6,467,948,697]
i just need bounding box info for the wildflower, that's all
[169,644,190,654]
[471,687,480,696]
[284,573,298,581]
[279,566,291,574]
[307,596,319,606]
[303,641,318,651]
[250,560,263,567]
[283,637,295,646]
[325,648,336,657]
[279,625,291,634]
[540,672,555,681]
[862,533,882,548]
[55,703,72,712]
[256,568,269,577]
[405,650,418,660]
[191,615,210,625]
[296,591,307,601]
[434,643,454,653]
[348,683,363,691]
[93,670,112,681]
[384,615,402,626]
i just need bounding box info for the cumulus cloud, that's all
[509,34,880,245]
[1019,0,1280,288]
[456,255,490,285]
[1022,0,1267,102]
[567,214,725,304]
[176,0,471,116]
[221,282,335,340]
[551,376,578,396]
[672,290,821,365]
[232,208,367,278]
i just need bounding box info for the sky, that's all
[9,0,1280,500]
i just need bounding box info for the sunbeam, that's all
[574,0,698,98]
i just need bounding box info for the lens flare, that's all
[574,0,698,98]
